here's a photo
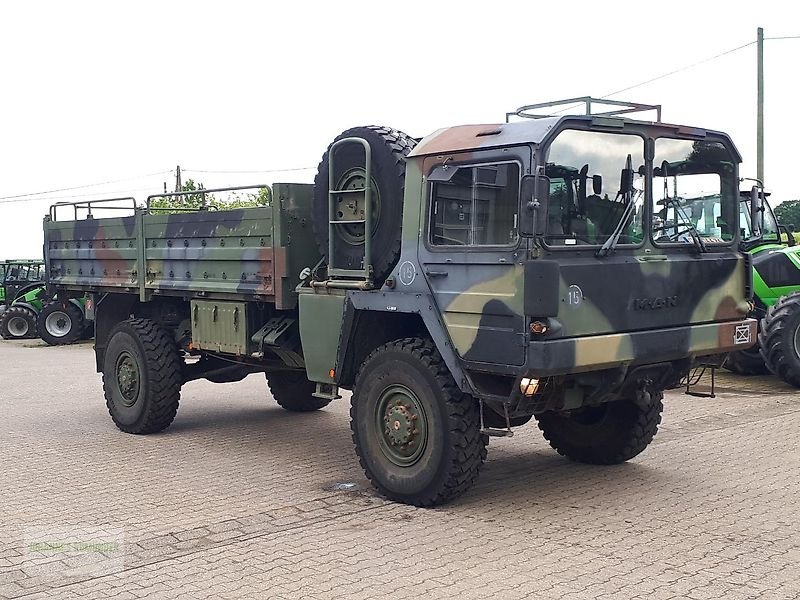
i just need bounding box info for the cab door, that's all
[418,151,528,367]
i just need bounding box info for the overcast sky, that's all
[1,0,798,257]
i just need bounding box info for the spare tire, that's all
[313,125,417,285]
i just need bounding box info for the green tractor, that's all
[724,189,800,383]
[0,260,46,339]
[0,259,92,344]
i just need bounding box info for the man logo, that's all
[629,296,678,310]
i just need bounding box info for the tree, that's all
[149,179,270,213]
[774,200,800,228]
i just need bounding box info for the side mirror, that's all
[779,224,796,247]
[520,174,550,237]
[750,185,763,238]
[592,174,602,195]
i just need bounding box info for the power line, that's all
[602,40,757,99]
[549,38,760,116]
[183,167,316,174]
[0,186,159,205]
[0,170,171,201]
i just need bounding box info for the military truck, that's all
[43,100,758,506]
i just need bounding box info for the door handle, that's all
[425,270,449,278]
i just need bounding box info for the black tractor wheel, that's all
[313,125,417,285]
[38,301,84,346]
[536,390,663,465]
[724,345,769,375]
[102,318,182,434]
[351,338,488,507]
[266,371,330,412]
[759,292,800,387]
[0,305,38,339]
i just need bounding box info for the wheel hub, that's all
[7,316,29,337]
[333,168,380,245]
[115,352,140,406]
[375,385,428,466]
[45,311,72,337]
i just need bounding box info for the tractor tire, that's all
[313,125,417,285]
[724,345,769,375]
[0,305,38,339]
[351,338,488,507]
[759,292,800,387]
[102,318,182,434]
[266,371,330,412]
[536,390,663,465]
[38,301,84,346]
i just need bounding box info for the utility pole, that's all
[174,165,182,193]
[757,27,764,185]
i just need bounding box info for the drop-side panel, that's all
[142,208,277,299]
[46,216,139,291]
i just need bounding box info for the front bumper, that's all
[526,318,757,377]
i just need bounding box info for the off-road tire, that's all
[313,125,417,284]
[0,305,38,339]
[351,338,488,507]
[759,292,800,387]
[536,391,663,465]
[38,301,84,346]
[724,345,769,375]
[266,371,330,412]
[102,318,182,434]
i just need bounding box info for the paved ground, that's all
[1,339,799,600]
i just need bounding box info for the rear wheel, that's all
[102,318,182,434]
[266,371,330,412]
[536,390,663,465]
[759,292,800,387]
[724,345,769,375]
[38,301,84,346]
[351,338,488,507]
[0,305,38,339]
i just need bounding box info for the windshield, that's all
[544,130,645,246]
[652,139,738,245]
[739,196,780,243]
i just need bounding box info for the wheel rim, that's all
[793,325,800,360]
[115,351,141,407]
[7,316,29,337]
[374,384,428,467]
[45,310,72,337]
[333,168,381,245]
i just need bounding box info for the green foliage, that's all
[774,200,800,228]
[149,180,270,214]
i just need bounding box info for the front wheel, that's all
[38,301,84,346]
[102,319,182,434]
[351,338,488,507]
[536,390,663,465]
[0,305,38,339]
[759,292,800,387]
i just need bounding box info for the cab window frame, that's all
[650,136,738,249]
[425,157,524,252]
[539,128,648,251]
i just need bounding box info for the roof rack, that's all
[506,97,662,123]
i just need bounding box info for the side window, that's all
[430,163,520,246]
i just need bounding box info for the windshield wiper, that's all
[662,197,708,253]
[597,154,637,257]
